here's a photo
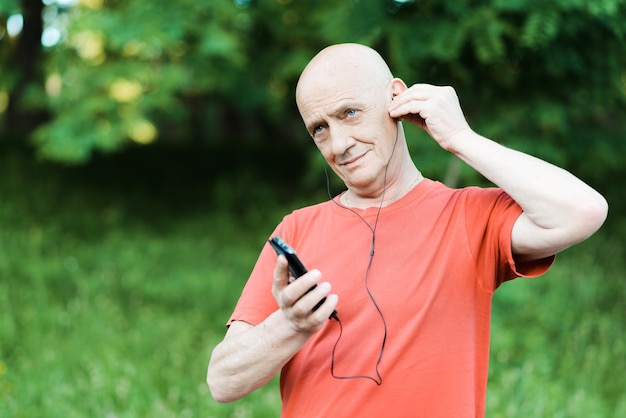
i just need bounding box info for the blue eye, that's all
[346,109,357,117]
[313,126,324,134]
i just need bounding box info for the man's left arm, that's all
[451,130,607,260]
[389,84,608,260]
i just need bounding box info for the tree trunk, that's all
[4,0,48,142]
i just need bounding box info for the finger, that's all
[297,281,331,312]
[389,83,450,112]
[313,293,339,321]
[292,282,338,325]
[389,89,429,120]
[289,294,337,334]
[388,101,428,127]
[273,255,290,292]
[390,83,436,109]
[299,282,339,318]
[282,269,322,307]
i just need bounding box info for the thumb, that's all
[272,255,290,296]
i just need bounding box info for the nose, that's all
[328,124,356,156]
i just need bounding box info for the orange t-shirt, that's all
[228,179,553,417]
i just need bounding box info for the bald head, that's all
[293,44,415,199]
[295,44,394,112]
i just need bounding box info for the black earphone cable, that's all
[321,122,400,385]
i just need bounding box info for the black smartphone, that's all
[268,236,338,321]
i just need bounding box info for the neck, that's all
[343,167,423,209]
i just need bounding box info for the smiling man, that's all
[207,44,607,417]
[297,52,411,201]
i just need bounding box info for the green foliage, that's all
[387,0,626,179]
[520,11,561,48]
[0,0,19,14]
[30,1,249,162]
[0,0,623,183]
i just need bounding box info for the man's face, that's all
[297,78,399,193]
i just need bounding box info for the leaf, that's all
[521,10,561,48]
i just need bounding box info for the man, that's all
[207,44,607,417]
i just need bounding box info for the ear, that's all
[390,78,408,99]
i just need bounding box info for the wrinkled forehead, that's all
[297,64,369,105]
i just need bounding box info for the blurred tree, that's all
[377,0,626,181]
[0,0,624,180]
[0,0,47,140]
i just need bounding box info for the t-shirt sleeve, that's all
[464,188,554,292]
[226,220,294,327]
[226,242,278,327]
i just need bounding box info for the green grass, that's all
[0,148,287,417]
[1,148,624,417]
[489,233,626,417]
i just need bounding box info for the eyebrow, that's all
[306,101,362,133]
[332,101,360,115]
[306,119,324,135]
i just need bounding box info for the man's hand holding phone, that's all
[269,236,339,333]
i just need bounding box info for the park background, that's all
[1,0,625,416]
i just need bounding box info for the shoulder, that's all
[283,199,335,224]
[274,199,336,242]
[418,179,512,210]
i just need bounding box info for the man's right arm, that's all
[207,255,338,402]
[206,312,311,402]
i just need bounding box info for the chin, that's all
[346,175,379,191]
